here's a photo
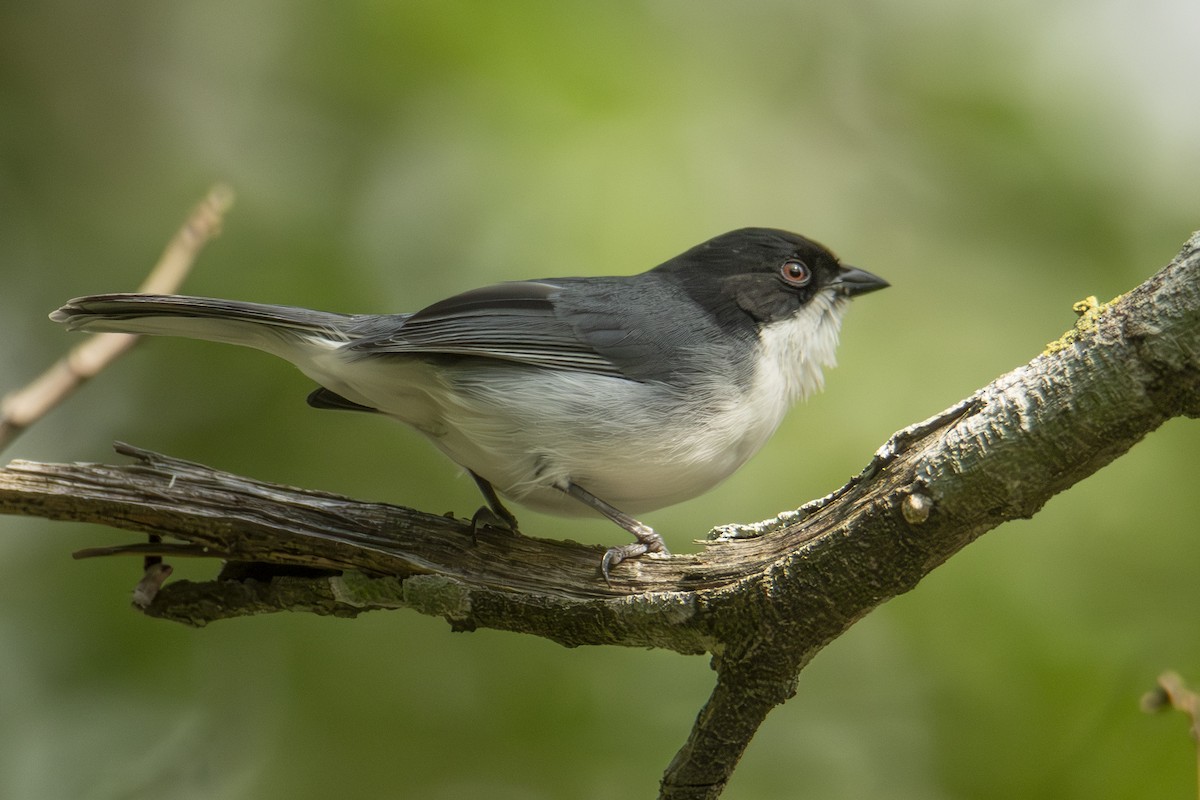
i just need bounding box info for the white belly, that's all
[291,295,846,518]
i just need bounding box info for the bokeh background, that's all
[2,1,1199,798]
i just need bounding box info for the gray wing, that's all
[346,280,629,378]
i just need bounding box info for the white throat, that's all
[755,289,849,406]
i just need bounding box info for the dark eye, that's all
[780,259,812,286]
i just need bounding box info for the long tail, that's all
[50,293,357,360]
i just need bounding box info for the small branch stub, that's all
[902,491,934,525]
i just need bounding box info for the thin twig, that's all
[0,184,235,452]
[1142,671,1200,799]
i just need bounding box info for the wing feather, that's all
[346,280,627,378]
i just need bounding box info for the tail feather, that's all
[50,293,355,356]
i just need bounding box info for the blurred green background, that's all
[2,1,1198,798]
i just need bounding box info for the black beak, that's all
[834,265,889,297]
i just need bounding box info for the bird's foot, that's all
[469,505,518,543]
[601,528,669,583]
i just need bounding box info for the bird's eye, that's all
[780,260,812,286]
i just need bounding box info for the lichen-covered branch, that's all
[2,231,1197,800]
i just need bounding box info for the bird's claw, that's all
[601,532,669,583]
[469,505,517,543]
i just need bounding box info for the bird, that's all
[51,227,888,579]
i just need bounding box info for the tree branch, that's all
[2,231,1198,799]
[0,184,234,452]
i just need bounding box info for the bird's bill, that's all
[833,265,889,297]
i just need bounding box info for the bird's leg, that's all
[558,481,670,581]
[469,471,519,536]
